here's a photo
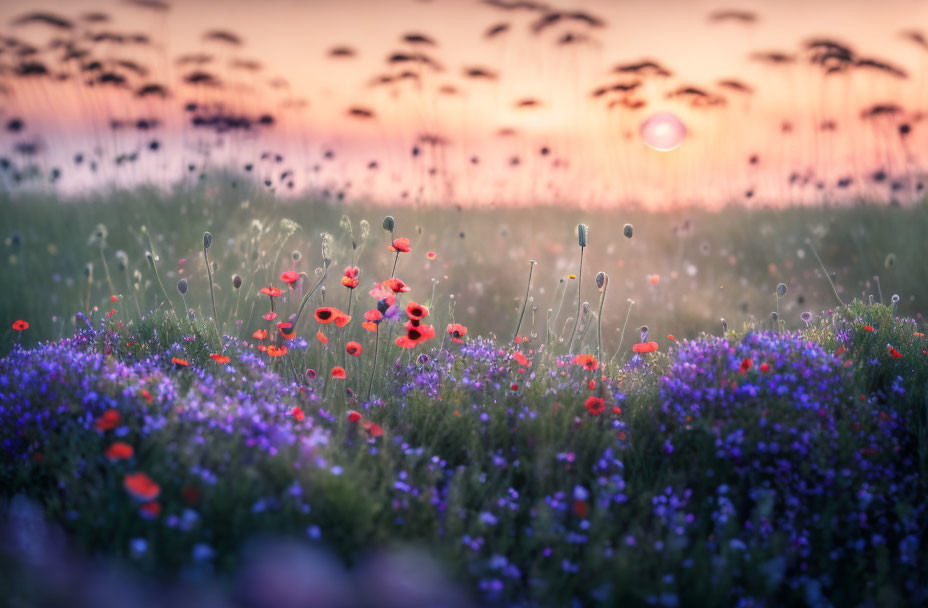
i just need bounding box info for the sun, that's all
[639,112,687,151]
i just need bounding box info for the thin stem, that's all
[807,239,845,307]
[390,251,400,278]
[567,247,584,354]
[99,241,115,297]
[512,261,535,343]
[292,262,330,330]
[204,244,221,345]
[610,300,635,364]
[367,324,380,400]
[597,283,608,362]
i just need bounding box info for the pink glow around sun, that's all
[639,112,687,152]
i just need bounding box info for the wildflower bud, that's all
[770,311,779,322]
[800,311,813,325]
[891,294,900,304]
[145,251,154,267]
[776,283,787,297]
[291,250,302,262]
[382,216,395,232]
[84,262,93,278]
[339,215,351,232]
[115,250,128,271]
[359,219,370,240]
[639,325,649,341]
[868,294,874,305]
[577,224,589,247]
[720,318,727,333]
[177,279,188,295]
[595,271,607,290]
[203,232,212,249]
[232,275,242,289]
[623,224,634,239]
[884,253,896,269]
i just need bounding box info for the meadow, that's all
[1,183,927,607]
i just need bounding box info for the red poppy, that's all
[650,274,660,285]
[140,501,162,518]
[341,266,360,289]
[667,334,675,341]
[362,420,384,437]
[382,278,410,293]
[388,237,411,253]
[632,341,659,354]
[406,301,429,320]
[346,341,362,356]
[572,354,599,371]
[267,345,288,357]
[760,362,769,373]
[260,286,283,297]
[331,366,347,379]
[253,329,268,340]
[171,357,189,367]
[280,271,300,285]
[182,486,200,506]
[426,251,436,260]
[292,407,305,421]
[210,353,231,364]
[314,307,345,324]
[316,330,328,344]
[402,321,436,346]
[447,323,468,344]
[12,320,28,331]
[124,472,160,501]
[588,379,596,391]
[348,410,362,423]
[263,312,278,321]
[740,358,752,374]
[396,336,417,348]
[110,295,119,303]
[257,344,268,352]
[863,325,874,332]
[887,345,903,359]
[95,409,122,431]
[585,396,606,416]
[513,352,531,367]
[105,441,134,461]
[277,322,295,340]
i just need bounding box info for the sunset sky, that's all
[1,0,926,206]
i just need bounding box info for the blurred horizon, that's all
[0,0,926,207]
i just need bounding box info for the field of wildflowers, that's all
[1,187,926,606]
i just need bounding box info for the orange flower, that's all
[585,396,606,415]
[124,472,160,501]
[388,237,411,253]
[314,307,345,324]
[292,407,305,421]
[105,441,134,461]
[667,334,675,341]
[406,301,428,320]
[649,274,660,285]
[280,271,300,285]
[513,352,531,367]
[446,323,468,344]
[94,408,122,431]
[331,366,347,379]
[361,420,384,437]
[382,278,410,293]
[171,357,189,367]
[210,353,231,364]
[260,286,283,297]
[400,321,436,347]
[863,325,874,332]
[12,320,28,331]
[341,266,360,289]
[346,341,362,356]
[267,345,288,357]
[253,329,268,340]
[572,354,599,371]
[632,341,659,354]
[887,345,903,359]
[348,411,362,423]
[277,322,295,339]
[316,330,328,344]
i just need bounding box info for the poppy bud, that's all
[623,224,634,239]
[776,283,787,297]
[721,318,727,333]
[800,311,813,324]
[177,279,188,295]
[203,231,212,249]
[232,275,242,289]
[639,325,649,341]
[292,250,302,262]
[577,224,589,247]
[382,216,395,232]
[884,253,896,269]
[146,251,154,267]
[115,250,128,271]
[868,294,874,305]
[891,294,900,303]
[595,271,607,290]
[770,311,778,322]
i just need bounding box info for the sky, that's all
[0,0,926,207]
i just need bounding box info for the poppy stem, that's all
[567,246,584,354]
[203,241,221,346]
[551,277,568,340]
[512,260,535,344]
[367,324,380,401]
[806,238,845,307]
[99,240,116,300]
[597,281,608,362]
[390,251,399,278]
[292,261,330,331]
[610,299,635,364]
